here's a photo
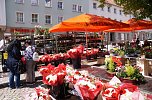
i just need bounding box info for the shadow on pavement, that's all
[0,76,43,89]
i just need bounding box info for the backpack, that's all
[32,51,39,61]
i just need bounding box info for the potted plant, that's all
[105,57,117,77]
[116,62,146,84]
[144,49,152,59]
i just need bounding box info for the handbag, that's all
[17,60,26,74]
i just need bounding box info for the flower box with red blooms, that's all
[65,66,90,84]
[85,48,99,56]
[67,45,84,59]
[39,53,70,63]
[39,63,66,86]
[75,78,103,100]
[101,80,144,100]
[102,87,120,100]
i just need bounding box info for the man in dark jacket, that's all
[6,39,22,89]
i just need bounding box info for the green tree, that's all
[98,0,152,20]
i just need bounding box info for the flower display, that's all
[65,65,103,100]
[116,63,145,84]
[85,48,99,56]
[112,56,123,67]
[75,78,103,100]
[102,87,120,100]
[101,77,144,100]
[67,45,84,59]
[38,64,144,100]
[111,48,125,57]
[40,54,52,63]
[39,53,70,63]
[39,63,66,86]
[65,65,90,84]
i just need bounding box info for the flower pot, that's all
[47,83,68,99]
[72,57,81,69]
[119,78,136,84]
[106,71,116,78]
[93,54,97,59]
[145,54,152,59]
[54,60,60,67]
[86,55,91,60]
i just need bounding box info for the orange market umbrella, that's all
[49,13,129,32]
[105,18,152,32]
[49,22,111,32]
[49,13,129,49]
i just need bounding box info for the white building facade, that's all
[0,0,6,36]
[88,0,136,43]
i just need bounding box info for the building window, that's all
[93,3,97,9]
[58,1,63,9]
[72,4,77,11]
[58,16,63,23]
[32,14,38,23]
[15,0,24,4]
[31,0,38,5]
[45,0,52,7]
[45,15,51,24]
[119,10,122,15]
[16,12,24,22]
[107,6,111,12]
[114,8,117,14]
[78,5,82,12]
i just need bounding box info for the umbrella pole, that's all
[55,34,58,53]
[86,32,88,50]
[106,32,109,51]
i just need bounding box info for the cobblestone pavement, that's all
[0,60,152,100]
[0,71,43,100]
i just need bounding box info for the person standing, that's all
[24,40,36,84]
[6,39,22,89]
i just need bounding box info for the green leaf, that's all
[98,0,152,20]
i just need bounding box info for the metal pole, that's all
[86,32,88,50]
[106,32,109,51]
[55,34,58,53]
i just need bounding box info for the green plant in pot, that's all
[144,49,152,59]
[105,57,116,73]
[118,49,125,57]
[116,62,146,84]
[125,48,136,57]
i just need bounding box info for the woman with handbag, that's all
[6,39,22,89]
[24,40,36,84]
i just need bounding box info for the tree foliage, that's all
[98,0,152,20]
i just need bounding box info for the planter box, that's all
[119,78,136,84]
[97,57,105,65]
[106,71,116,78]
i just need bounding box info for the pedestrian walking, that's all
[6,39,22,89]
[24,40,36,84]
